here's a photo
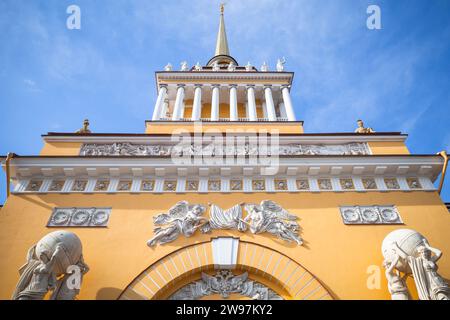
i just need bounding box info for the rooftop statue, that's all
[261,62,269,72]
[276,57,286,72]
[245,62,252,71]
[164,63,173,71]
[228,62,236,71]
[180,61,189,71]
[75,119,91,134]
[212,61,220,71]
[355,119,375,134]
[194,62,202,71]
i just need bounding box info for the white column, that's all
[152,85,168,120]
[192,85,202,121]
[264,86,277,121]
[211,85,220,121]
[282,86,296,121]
[172,85,185,120]
[247,86,257,121]
[229,85,238,121]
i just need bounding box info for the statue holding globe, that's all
[382,229,450,300]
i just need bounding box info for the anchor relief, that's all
[146,201,302,247]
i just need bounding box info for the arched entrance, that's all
[118,239,333,300]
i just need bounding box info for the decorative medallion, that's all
[406,177,422,189]
[208,180,221,192]
[230,180,243,191]
[340,206,403,225]
[94,180,110,192]
[340,179,355,190]
[47,207,112,227]
[252,180,266,191]
[164,181,177,192]
[384,178,400,190]
[318,179,332,191]
[141,180,155,191]
[274,179,288,191]
[186,180,199,191]
[296,179,310,191]
[72,181,87,192]
[362,178,378,190]
[117,180,132,191]
[49,180,65,192]
[26,181,43,192]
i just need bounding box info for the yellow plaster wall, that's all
[0,191,448,300]
[368,141,410,155]
[145,122,304,134]
[40,142,82,156]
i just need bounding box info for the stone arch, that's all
[118,239,334,300]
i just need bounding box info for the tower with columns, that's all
[0,5,449,301]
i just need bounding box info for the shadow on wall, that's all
[96,287,124,300]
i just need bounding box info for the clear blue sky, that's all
[0,0,449,203]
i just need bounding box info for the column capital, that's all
[263,84,273,89]
[194,84,203,88]
[228,84,238,88]
[159,84,168,89]
[211,84,221,88]
[281,84,291,89]
[177,84,186,88]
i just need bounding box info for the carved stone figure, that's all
[169,270,282,300]
[245,62,252,71]
[383,255,410,300]
[147,202,208,247]
[194,62,202,71]
[164,63,173,71]
[180,61,189,71]
[12,231,89,300]
[228,62,236,71]
[408,240,450,300]
[355,120,375,134]
[261,62,269,72]
[75,119,91,134]
[276,57,286,72]
[243,201,302,245]
[382,229,450,300]
[212,61,220,71]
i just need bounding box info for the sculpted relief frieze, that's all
[146,201,303,247]
[169,270,283,300]
[79,142,371,157]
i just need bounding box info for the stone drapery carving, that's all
[147,201,302,247]
[147,202,208,247]
[79,142,371,157]
[382,229,450,300]
[12,231,89,300]
[169,270,283,300]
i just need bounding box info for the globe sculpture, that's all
[382,229,425,273]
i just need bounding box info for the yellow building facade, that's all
[1,8,449,301]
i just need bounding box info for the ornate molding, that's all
[147,201,303,247]
[79,142,371,157]
[169,270,283,300]
[340,205,403,225]
[47,207,111,227]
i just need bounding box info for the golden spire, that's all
[215,3,230,56]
